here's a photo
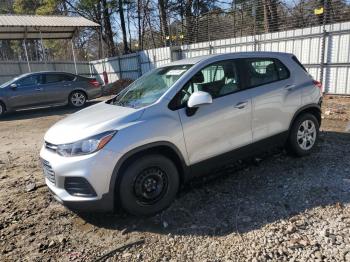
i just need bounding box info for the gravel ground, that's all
[0,96,349,262]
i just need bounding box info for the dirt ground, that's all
[0,96,349,261]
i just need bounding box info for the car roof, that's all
[164,51,293,66]
[18,71,75,77]
[31,71,74,75]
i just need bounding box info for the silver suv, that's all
[40,52,323,216]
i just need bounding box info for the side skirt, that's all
[187,131,289,179]
[14,102,68,112]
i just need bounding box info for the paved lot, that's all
[0,96,349,261]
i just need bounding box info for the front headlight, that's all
[57,131,117,157]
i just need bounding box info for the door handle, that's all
[35,87,43,91]
[284,84,296,91]
[234,101,248,109]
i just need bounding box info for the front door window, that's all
[16,75,40,87]
[174,60,240,108]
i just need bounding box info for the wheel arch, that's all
[289,103,321,132]
[109,142,189,208]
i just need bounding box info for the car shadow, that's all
[0,101,100,121]
[77,130,350,237]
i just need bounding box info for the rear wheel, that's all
[118,154,179,216]
[287,113,319,156]
[69,91,87,107]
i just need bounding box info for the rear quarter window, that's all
[45,74,62,84]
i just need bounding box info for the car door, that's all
[41,73,73,104]
[240,58,301,142]
[7,74,45,109]
[173,60,253,165]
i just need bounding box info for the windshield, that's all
[110,65,192,108]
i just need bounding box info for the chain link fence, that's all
[167,0,350,46]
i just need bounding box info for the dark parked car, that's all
[0,71,102,116]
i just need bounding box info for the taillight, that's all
[313,80,323,91]
[89,79,100,88]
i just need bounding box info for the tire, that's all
[69,91,87,107]
[0,102,5,117]
[287,113,319,157]
[118,154,180,216]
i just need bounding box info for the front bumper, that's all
[40,145,121,212]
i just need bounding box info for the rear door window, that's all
[241,58,290,88]
[61,74,75,81]
[45,74,62,84]
[275,59,290,79]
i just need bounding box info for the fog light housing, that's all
[64,177,97,197]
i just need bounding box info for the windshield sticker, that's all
[166,69,186,76]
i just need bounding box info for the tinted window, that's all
[242,58,289,88]
[61,74,75,81]
[275,59,289,79]
[16,75,40,87]
[45,74,62,84]
[171,60,240,108]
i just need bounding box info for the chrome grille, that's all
[42,159,55,184]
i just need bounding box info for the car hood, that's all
[44,101,144,144]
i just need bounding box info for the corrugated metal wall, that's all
[90,53,140,83]
[90,47,173,83]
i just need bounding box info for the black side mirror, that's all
[10,83,17,90]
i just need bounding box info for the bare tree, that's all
[262,0,279,32]
[102,0,117,56]
[137,0,143,49]
[118,0,130,54]
[158,0,169,46]
[184,0,194,43]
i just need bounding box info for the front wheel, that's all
[69,91,87,107]
[287,113,319,156]
[118,155,179,216]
